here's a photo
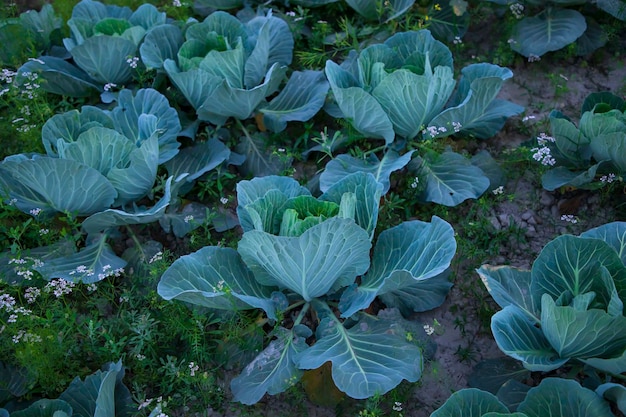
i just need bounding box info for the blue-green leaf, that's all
[234,131,292,177]
[81,176,172,234]
[319,172,383,239]
[596,383,626,414]
[261,70,329,133]
[71,35,137,84]
[0,239,76,286]
[58,360,133,417]
[1,156,116,217]
[231,325,311,404]
[128,3,165,29]
[245,15,293,88]
[157,246,278,318]
[163,59,222,110]
[341,217,455,316]
[198,64,286,124]
[541,165,601,191]
[430,388,509,417]
[295,314,422,399]
[491,306,568,372]
[238,218,371,301]
[417,151,490,206]
[530,235,626,309]
[518,378,613,417]
[110,88,182,164]
[384,29,453,71]
[164,137,230,189]
[11,399,72,417]
[236,175,310,233]
[510,9,586,57]
[372,66,455,140]
[581,222,626,266]
[42,106,114,157]
[139,24,184,70]
[17,55,101,97]
[320,150,414,194]
[540,294,626,359]
[325,60,395,144]
[34,234,127,284]
[476,265,539,320]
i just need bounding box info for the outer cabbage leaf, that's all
[157,246,279,318]
[70,35,137,84]
[581,222,626,265]
[339,216,455,317]
[164,138,231,190]
[319,172,383,239]
[540,294,626,359]
[491,305,569,372]
[0,239,75,285]
[260,70,329,133]
[10,399,72,417]
[140,24,184,70]
[164,59,223,110]
[231,325,311,404]
[426,64,523,139]
[238,218,371,301]
[81,176,172,234]
[517,378,614,417]
[596,382,626,414]
[0,156,116,217]
[42,106,114,156]
[319,150,414,194]
[109,88,182,164]
[244,14,293,88]
[541,164,601,191]
[549,115,591,168]
[58,360,134,417]
[596,0,626,20]
[372,64,456,140]
[377,270,453,317]
[416,151,490,206]
[476,265,539,320]
[128,3,166,29]
[430,388,509,417]
[294,313,422,399]
[198,64,287,124]
[34,234,127,284]
[509,9,586,57]
[325,60,395,144]
[17,56,101,97]
[235,131,292,177]
[384,30,453,71]
[193,0,243,9]
[530,235,626,308]
[19,4,63,50]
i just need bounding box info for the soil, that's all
[199,15,626,417]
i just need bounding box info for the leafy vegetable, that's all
[158,173,457,403]
[478,221,626,374]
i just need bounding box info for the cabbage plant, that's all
[157,173,457,403]
[323,29,519,206]
[17,0,168,96]
[537,92,626,191]
[477,221,626,375]
[484,0,626,58]
[163,10,328,132]
[431,378,615,417]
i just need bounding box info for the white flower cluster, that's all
[509,3,524,19]
[492,185,504,195]
[410,177,419,189]
[1,292,32,325]
[531,133,556,166]
[189,361,200,376]
[104,83,117,92]
[12,330,42,344]
[44,278,76,298]
[560,214,578,224]
[423,125,448,137]
[126,56,139,68]
[601,173,617,183]
[149,251,164,264]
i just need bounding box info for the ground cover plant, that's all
[0,0,625,416]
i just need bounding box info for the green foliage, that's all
[483,0,626,58]
[478,221,626,374]
[533,92,626,191]
[431,378,615,417]
[158,173,457,403]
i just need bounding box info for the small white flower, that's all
[560,214,578,224]
[126,56,139,69]
[172,0,182,5]
[453,36,462,45]
[184,215,194,223]
[509,2,524,19]
[149,251,163,264]
[393,401,403,412]
[29,207,42,216]
[522,115,536,122]
[39,228,49,236]
[452,121,462,133]
[600,173,617,183]
[423,324,435,336]
[492,186,504,195]
[528,54,541,63]
[410,177,419,189]
[189,361,200,376]
[220,196,229,205]
[103,83,117,92]
[285,11,296,16]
